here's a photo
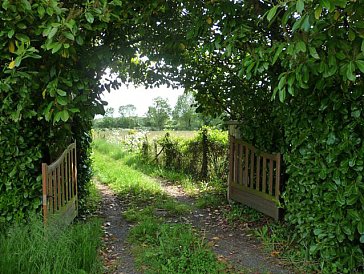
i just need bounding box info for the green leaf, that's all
[21,0,31,11]
[327,132,336,145]
[69,108,80,113]
[279,87,286,102]
[309,47,320,59]
[54,111,62,122]
[63,32,75,41]
[358,221,364,234]
[51,42,62,54]
[38,6,45,18]
[361,40,364,52]
[48,27,58,39]
[296,41,306,53]
[76,35,84,45]
[301,15,310,31]
[85,12,94,24]
[278,74,286,90]
[355,60,364,73]
[60,110,69,122]
[273,44,284,64]
[7,29,15,38]
[351,109,361,118]
[346,62,356,81]
[348,30,355,41]
[56,96,68,106]
[296,0,304,14]
[267,6,278,22]
[320,0,331,9]
[56,89,67,96]
[314,6,322,19]
[15,34,30,42]
[360,235,364,244]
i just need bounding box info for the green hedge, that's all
[282,88,364,272]
[141,127,228,182]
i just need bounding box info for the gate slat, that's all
[256,156,260,191]
[42,142,78,225]
[244,146,249,186]
[269,159,273,195]
[250,149,254,189]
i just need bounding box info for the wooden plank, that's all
[42,164,48,224]
[234,141,239,183]
[275,155,281,198]
[57,166,61,210]
[238,143,243,185]
[269,159,273,195]
[68,151,72,198]
[230,183,277,202]
[250,148,255,189]
[244,146,249,186]
[230,185,280,220]
[256,156,261,191]
[65,157,68,202]
[73,145,78,210]
[53,170,57,213]
[262,157,267,193]
[228,136,235,186]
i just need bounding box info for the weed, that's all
[0,215,102,274]
[223,203,264,225]
[130,221,227,274]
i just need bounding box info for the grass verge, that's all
[93,139,230,273]
[0,215,102,274]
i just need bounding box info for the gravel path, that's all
[96,178,293,274]
[96,182,140,274]
[159,180,293,274]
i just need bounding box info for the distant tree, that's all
[104,107,115,117]
[172,93,201,130]
[146,97,171,130]
[118,104,136,117]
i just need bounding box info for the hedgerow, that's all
[141,127,228,182]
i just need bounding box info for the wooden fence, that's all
[42,142,78,225]
[227,122,282,220]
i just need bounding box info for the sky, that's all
[100,84,184,117]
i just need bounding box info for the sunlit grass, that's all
[0,216,102,274]
[93,139,230,273]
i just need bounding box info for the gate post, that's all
[226,120,240,201]
[42,163,48,224]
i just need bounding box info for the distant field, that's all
[93,129,198,143]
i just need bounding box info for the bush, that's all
[141,127,228,182]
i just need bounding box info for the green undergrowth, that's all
[0,215,102,274]
[129,221,226,273]
[93,140,230,273]
[255,223,318,273]
[94,138,200,195]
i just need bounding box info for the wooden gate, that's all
[42,142,78,225]
[227,122,282,220]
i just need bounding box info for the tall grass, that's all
[0,216,102,274]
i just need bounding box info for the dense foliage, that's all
[1,0,364,271]
[140,127,228,182]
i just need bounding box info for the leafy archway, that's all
[1,0,364,271]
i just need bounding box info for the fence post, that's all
[200,128,208,181]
